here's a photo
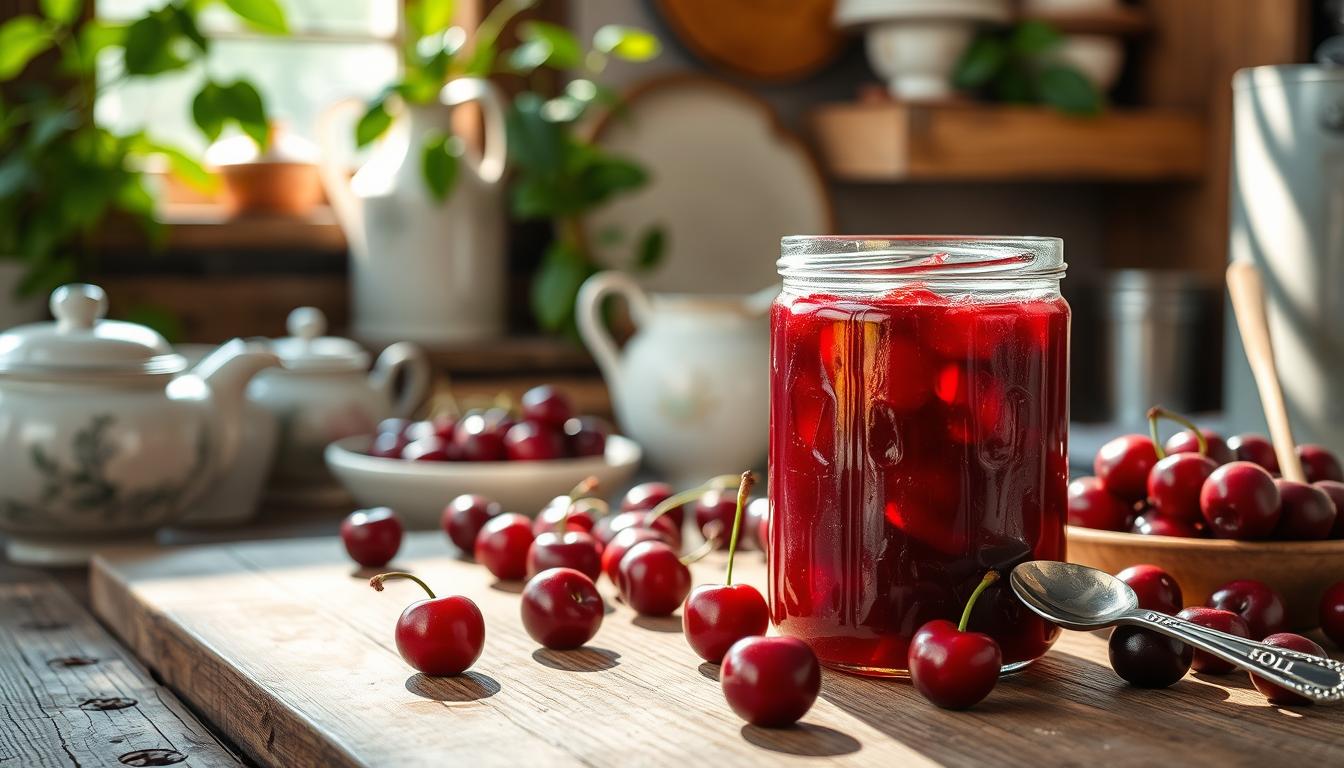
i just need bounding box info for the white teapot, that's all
[0,284,279,564]
[576,272,770,485]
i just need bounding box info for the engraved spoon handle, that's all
[1123,610,1344,703]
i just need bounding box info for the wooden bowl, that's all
[1067,526,1344,630]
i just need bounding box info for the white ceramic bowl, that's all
[325,435,643,528]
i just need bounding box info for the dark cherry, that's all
[908,571,1003,709]
[473,513,535,581]
[442,494,502,554]
[1094,434,1159,503]
[369,431,407,458]
[1298,444,1344,483]
[1319,580,1344,647]
[340,507,402,567]
[479,407,517,438]
[1206,579,1287,640]
[1131,513,1205,538]
[1228,434,1280,474]
[603,510,681,550]
[601,527,665,583]
[1316,481,1344,538]
[694,489,738,549]
[1067,476,1134,531]
[616,540,691,616]
[520,385,572,428]
[1108,625,1192,688]
[1116,564,1182,614]
[402,435,455,462]
[621,481,682,527]
[520,567,604,650]
[720,636,820,728]
[504,420,568,461]
[1250,633,1327,705]
[563,416,610,458]
[532,497,599,536]
[1164,429,1235,465]
[1147,453,1218,523]
[1272,480,1336,540]
[1175,607,1250,674]
[453,413,508,462]
[1199,461,1281,540]
[745,497,770,550]
[430,416,458,440]
[682,472,768,662]
[525,530,602,581]
[370,572,484,676]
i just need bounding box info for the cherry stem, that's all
[680,521,723,565]
[1146,406,1207,460]
[647,474,741,523]
[369,572,436,600]
[553,476,602,532]
[957,571,999,633]
[724,471,756,587]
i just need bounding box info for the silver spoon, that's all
[1010,561,1344,703]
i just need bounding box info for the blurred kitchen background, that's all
[2,0,1341,459]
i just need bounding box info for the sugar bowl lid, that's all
[269,307,370,371]
[0,284,184,377]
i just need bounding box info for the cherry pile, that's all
[1070,407,1344,540]
[369,384,612,463]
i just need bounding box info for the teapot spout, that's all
[193,339,279,477]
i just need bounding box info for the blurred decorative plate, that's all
[652,0,844,82]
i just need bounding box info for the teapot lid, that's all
[0,284,185,377]
[269,307,370,371]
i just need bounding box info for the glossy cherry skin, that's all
[693,489,738,548]
[1315,481,1344,538]
[340,508,402,567]
[745,497,770,550]
[1094,434,1159,503]
[402,436,456,462]
[442,494,501,554]
[369,431,408,458]
[1175,607,1251,674]
[720,636,821,727]
[1131,513,1205,538]
[1250,633,1327,705]
[473,513,535,581]
[504,420,568,461]
[1148,453,1218,523]
[453,413,508,462]
[682,583,770,663]
[616,541,691,616]
[1319,580,1344,647]
[1067,476,1134,531]
[1272,480,1336,540]
[520,567,604,650]
[1206,579,1286,640]
[520,385,572,428]
[532,497,599,536]
[377,417,412,438]
[1228,434,1280,474]
[1164,429,1235,465]
[621,481,682,527]
[1116,564,1183,614]
[600,527,665,583]
[1199,461,1281,540]
[563,416,609,457]
[1298,444,1344,483]
[908,619,1003,709]
[603,510,681,550]
[1108,626,1192,688]
[394,595,485,676]
[526,530,602,581]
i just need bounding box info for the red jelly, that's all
[769,237,1070,676]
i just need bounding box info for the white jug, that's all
[577,271,770,485]
[319,79,508,344]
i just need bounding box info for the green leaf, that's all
[578,155,646,202]
[66,21,126,73]
[40,0,80,26]
[218,80,269,148]
[407,0,456,37]
[464,0,536,76]
[1037,64,1101,115]
[592,25,660,61]
[516,21,581,69]
[28,108,78,149]
[633,226,664,270]
[0,155,32,198]
[123,13,186,75]
[355,99,393,147]
[192,81,226,141]
[1010,21,1062,56]
[223,0,289,35]
[420,131,461,202]
[953,36,1006,90]
[530,240,592,333]
[150,142,218,193]
[994,63,1034,104]
[505,93,565,173]
[0,16,54,81]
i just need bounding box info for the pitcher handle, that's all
[370,342,432,419]
[315,98,367,246]
[439,78,508,185]
[576,271,651,402]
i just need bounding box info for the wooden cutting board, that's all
[90,534,1344,768]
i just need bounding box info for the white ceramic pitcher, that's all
[319,78,508,344]
[576,271,771,485]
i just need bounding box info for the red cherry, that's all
[377,417,412,438]
[1206,579,1286,640]
[442,494,501,554]
[1147,453,1218,523]
[1316,481,1344,538]
[617,541,691,616]
[520,385,572,428]
[1094,434,1159,502]
[526,530,602,581]
[1199,461,1281,539]
[1319,580,1344,648]
[1175,607,1251,674]
[563,416,610,458]
[745,497,770,550]
[1298,444,1344,483]
[473,513,535,580]
[601,527,664,583]
[1067,476,1134,531]
[603,510,681,550]
[520,567,604,650]
[504,420,568,461]
[694,489,738,549]
[621,481,682,526]
[1164,429,1235,465]
[370,572,484,677]
[340,508,402,567]
[430,416,457,440]
[453,413,507,462]
[402,435,456,461]
[369,431,408,458]
[720,636,821,727]
[1228,434,1280,474]
[1131,513,1204,538]
[404,419,439,443]
[533,497,599,536]
[908,571,1003,709]
[1250,633,1327,705]
[1116,564,1183,614]
[683,584,769,663]
[1271,480,1336,540]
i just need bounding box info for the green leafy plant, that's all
[0,0,286,296]
[953,21,1102,115]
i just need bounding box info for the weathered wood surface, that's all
[0,564,239,767]
[91,534,1344,768]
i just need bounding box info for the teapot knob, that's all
[50,283,108,330]
[287,307,326,342]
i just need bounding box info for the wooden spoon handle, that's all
[1225,261,1306,482]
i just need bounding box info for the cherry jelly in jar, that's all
[768,236,1070,676]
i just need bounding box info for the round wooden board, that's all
[652,0,845,82]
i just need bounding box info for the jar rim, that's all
[778,235,1065,285]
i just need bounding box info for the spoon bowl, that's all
[1010,561,1139,630]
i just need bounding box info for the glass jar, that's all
[768,236,1070,677]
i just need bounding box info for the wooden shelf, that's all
[101,203,347,253]
[1024,6,1151,36]
[809,102,1205,182]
